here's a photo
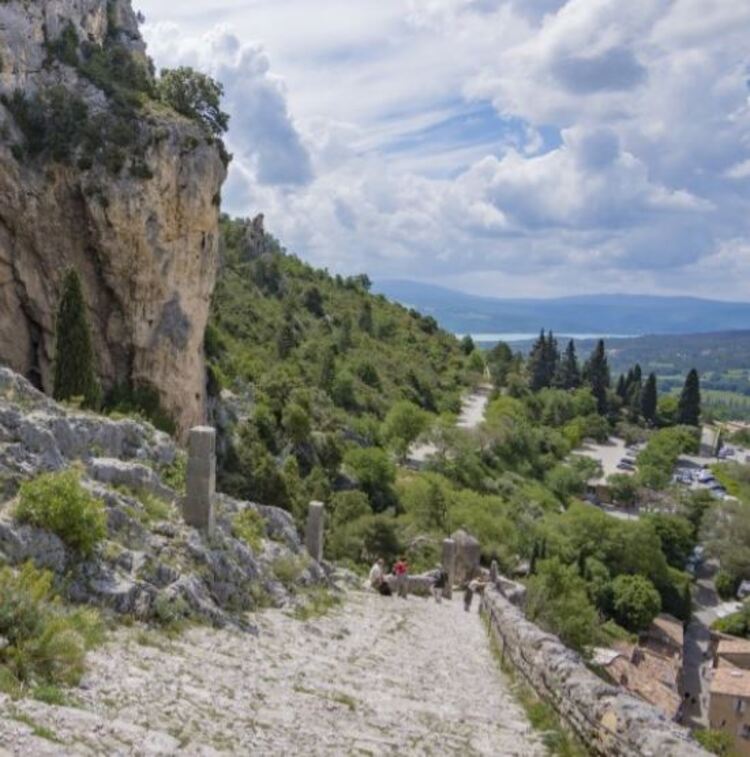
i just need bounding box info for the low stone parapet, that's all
[481,587,708,757]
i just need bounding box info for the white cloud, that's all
[137,0,750,300]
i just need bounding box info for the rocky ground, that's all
[0,367,324,628]
[0,590,544,756]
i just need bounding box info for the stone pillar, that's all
[184,426,216,537]
[442,538,456,599]
[490,560,498,584]
[306,500,325,562]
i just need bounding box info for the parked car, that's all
[617,461,635,471]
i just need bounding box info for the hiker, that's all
[394,557,409,598]
[463,577,487,612]
[369,558,391,596]
[432,565,447,603]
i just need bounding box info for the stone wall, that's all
[481,587,708,757]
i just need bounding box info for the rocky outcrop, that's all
[0,0,226,435]
[482,587,708,757]
[0,368,328,628]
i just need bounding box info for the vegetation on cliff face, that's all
[2,14,229,176]
[52,270,101,410]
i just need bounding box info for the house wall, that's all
[709,693,750,756]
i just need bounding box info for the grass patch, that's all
[292,586,341,621]
[10,710,62,742]
[484,616,589,756]
[271,554,309,590]
[32,683,77,707]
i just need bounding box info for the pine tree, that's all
[585,339,610,416]
[555,339,581,389]
[53,269,100,408]
[641,373,658,425]
[678,369,701,426]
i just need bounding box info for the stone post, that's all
[184,426,216,537]
[490,560,498,584]
[306,500,325,562]
[442,538,456,599]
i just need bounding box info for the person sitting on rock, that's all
[368,558,391,596]
[393,557,409,598]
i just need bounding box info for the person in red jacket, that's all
[393,557,409,598]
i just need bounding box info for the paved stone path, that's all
[0,591,544,755]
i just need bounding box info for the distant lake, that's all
[465,333,638,343]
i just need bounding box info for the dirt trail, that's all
[0,591,544,755]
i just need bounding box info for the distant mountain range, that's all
[374,280,750,337]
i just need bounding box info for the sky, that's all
[136,0,750,300]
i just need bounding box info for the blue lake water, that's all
[465,333,637,343]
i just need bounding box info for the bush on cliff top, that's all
[16,470,107,556]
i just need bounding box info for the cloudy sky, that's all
[137,0,750,300]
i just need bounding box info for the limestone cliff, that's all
[0,0,227,435]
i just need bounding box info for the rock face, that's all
[0,0,226,436]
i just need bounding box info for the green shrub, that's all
[0,563,104,691]
[715,570,740,600]
[232,509,266,551]
[694,728,735,756]
[16,470,107,556]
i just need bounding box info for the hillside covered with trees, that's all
[182,220,720,654]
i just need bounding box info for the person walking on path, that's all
[394,557,409,599]
[464,577,487,612]
[432,566,447,603]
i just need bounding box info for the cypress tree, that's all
[53,269,100,408]
[616,374,627,399]
[556,339,581,389]
[545,331,560,387]
[585,339,610,415]
[627,365,643,421]
[678,369,701,426]
[641,373,658,425]
[527,330,549,392]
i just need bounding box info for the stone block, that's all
[451,529,481,585]
[183,426,216,536]
[442,538,455,599]
[305,500,325,562]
